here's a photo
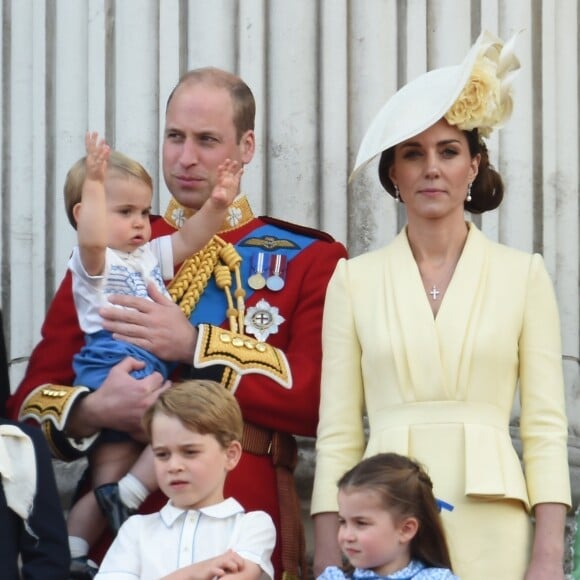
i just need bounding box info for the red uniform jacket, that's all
[7,197,347,578]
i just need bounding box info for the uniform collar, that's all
[163,195,255,232]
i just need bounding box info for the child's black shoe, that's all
[94,482,137,534]
[69,556,98,579]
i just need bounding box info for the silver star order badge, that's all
[244,299,285,342]
[227,206,242,226]
[171,207,186,228]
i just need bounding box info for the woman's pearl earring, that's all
[466,182,473,202]
[394,184,400,202]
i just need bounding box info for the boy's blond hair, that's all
[63,149,153,229]
[142,380,243,448]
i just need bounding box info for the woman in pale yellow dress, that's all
[311,31,571,580]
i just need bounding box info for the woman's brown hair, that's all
[378,127,504,214]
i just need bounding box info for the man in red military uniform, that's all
[7,67,347,579]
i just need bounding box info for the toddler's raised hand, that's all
[85,131,110,182]
[212,159,244,208]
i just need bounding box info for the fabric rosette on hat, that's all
[350,30,521,182]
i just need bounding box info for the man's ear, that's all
[398,516,419,544]
[239,130,255,165]
[224,440,242,472]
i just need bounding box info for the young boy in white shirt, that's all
[95,379,275,580]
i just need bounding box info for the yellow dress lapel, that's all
[385,229,446,400]
[434,223,489,398]
[385,223,489,400]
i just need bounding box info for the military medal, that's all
[248,252,267,290]
[266,254,287,291]
[244,299,286,341]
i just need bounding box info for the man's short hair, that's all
[166,67,256,142]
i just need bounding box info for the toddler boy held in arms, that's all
[66,132,242,577]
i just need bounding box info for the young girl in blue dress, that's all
[318,453,458,579]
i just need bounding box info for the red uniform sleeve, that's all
[6,270,82,422]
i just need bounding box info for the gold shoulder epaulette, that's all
[194,324,292,391]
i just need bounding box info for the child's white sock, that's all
[118,473,149,509]
[69,535,89,559]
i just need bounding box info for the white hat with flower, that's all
[350,30,521,182]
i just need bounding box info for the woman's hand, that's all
[313,512,342,577]
[524,503,567,580]
[524,557,564,580]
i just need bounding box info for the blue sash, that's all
[188,223,317,326]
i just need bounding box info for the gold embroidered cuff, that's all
[20,384,91,431]
[194,324,292,389]
[20,385,99,460]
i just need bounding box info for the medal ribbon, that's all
[187,224,317,327]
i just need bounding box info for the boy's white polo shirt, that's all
[95,497,275,579]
